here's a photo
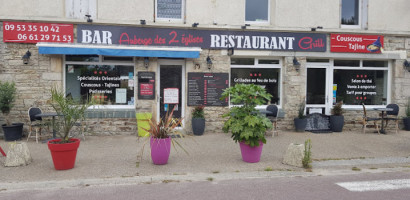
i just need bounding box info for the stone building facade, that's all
[1,0,410,137]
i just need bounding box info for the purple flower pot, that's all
[239,141,263,163]
[150,137,171,165]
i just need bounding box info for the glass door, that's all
[157,60,185,127]
[306,65,333,115]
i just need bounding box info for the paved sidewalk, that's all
[1,130,410,185]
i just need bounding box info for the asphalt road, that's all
[1,171,410,200]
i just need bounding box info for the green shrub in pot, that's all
[221,84,273,147]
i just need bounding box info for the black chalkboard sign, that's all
[305,113,331,132]
[188,73,229,106]
[138,72,155,100]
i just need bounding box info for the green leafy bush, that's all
[221,84,273,147]
[0,81,17,126]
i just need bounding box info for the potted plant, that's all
[221,84,273,163]
[0,81,24,141]
[141,106,186,165]
[330,101,345,132]
[192,105,205,136]
[294,100,307,132]
[47,87,91,170]
[403,98,410,131]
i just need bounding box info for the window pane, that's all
[307,68,326,104]
[231,68,280,104]
[333,69,387,105]
[363,60,388,67]
[245,0,269,22]
[258,59,279,64]
[341,0,359,25]
[66,65,134,105]
[307,59,330,63]
[66,55,99,62]
[334,60,360,67]
[231,58,254,65]
[157,0,182,19]
[103,56,133,62]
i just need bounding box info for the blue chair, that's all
[266,105,279,136]
[385,104,399,134]
[27,107,50,143]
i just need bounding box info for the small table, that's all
[35,113,63,138]
[372,108,393,134]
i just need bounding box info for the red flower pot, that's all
[48,138,80,170]
[239,141,263,163]
[150,137,171,165]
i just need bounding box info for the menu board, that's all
[188,73,229,106]
[138,72,155,100]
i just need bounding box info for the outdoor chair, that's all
[361,104,381,134]
[266,104,279,136]
[27,107,50,143]
[384,104,399,134]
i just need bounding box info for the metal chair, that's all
[27,107,50,143]
[384,104,399,134]
[266,104,279,136]
[361,104,381,134]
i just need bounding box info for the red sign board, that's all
[330,34,383,53]
[3,21,73,43]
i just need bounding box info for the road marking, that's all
[337,179,410,192]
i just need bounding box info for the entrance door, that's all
[306,65,333,115]
[157,60,184,127]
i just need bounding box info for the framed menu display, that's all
[188,73,229,106]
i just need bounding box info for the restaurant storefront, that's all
[1,21,409,135]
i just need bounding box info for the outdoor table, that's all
[35,112,63,138]
[253,110,273,116]
[372,107,393,134]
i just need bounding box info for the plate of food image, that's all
[367,37,382,52]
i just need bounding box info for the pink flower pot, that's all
[239,141,263,163]
[150,137,171,165]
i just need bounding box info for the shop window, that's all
[307,59,330,63]
[245,0,269,23]
[341,0,368,29]
[231,58,255,65]
[334,60,360,67]
[66,65,134,106]
[363,60,388,67]
[103,56,134,62]
[65,0,96,20]
[231,58,281,105]
[258,59,279,64]
[66,55,99,62]
[65,55,135,108]
[156,0,184,21]
[333,69,387,105]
